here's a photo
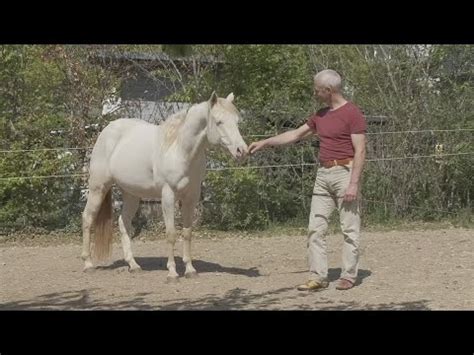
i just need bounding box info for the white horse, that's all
[81,92,248,282]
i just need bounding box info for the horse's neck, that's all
[177,102,209,161]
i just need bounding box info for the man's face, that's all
[314,81,331,103]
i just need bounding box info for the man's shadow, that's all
[328,268,372,285]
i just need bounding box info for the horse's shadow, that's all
[98,256,261,278]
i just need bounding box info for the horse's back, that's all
[97,117,157,147]
[102,118,155,141]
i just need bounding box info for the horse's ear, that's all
[209,91,218,107]
[226,92,234,102]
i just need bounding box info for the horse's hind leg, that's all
[82,184,111,271]
[118,191,142,272]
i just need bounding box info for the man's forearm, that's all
[265,130,300,147]
[350,149,366,185]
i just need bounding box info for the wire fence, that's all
[1,128,473,154]
[0,128,472,232]
[0,152,473,181]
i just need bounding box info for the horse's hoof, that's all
[83,267,96,273]
[185,271,199,279]
[128,266,143,273]
[166,276,180,284]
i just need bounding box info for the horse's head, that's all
[207,91,248,160]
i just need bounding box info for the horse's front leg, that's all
[162,185,179,283]
[181,188,200,278]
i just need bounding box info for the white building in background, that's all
[92,50,224,124]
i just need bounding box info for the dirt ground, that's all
[0,227,472,310]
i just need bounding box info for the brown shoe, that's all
[335,278,355,290]
[297,279,329,291]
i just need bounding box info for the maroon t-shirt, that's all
[306,101,366,162]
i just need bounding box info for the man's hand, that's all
[344,183,359,202]
[248,140,267,155]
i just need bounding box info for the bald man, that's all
[249,69,367,291]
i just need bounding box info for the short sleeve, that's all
[306,114,317,133]
[349,107,367,134]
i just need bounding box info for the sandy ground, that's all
[1,227,472,310]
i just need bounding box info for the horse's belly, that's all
[115,180,162,199]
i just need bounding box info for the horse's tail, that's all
[92,189,113,261]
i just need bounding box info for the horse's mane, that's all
[160,108,188,126]
[159,100,235,150]
[160,107,191,149]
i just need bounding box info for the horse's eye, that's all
[216,121,223,126]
